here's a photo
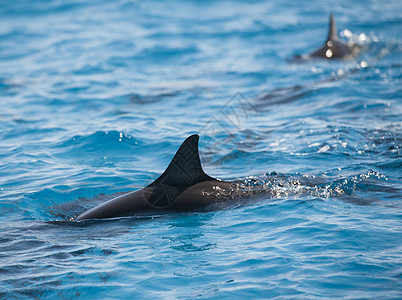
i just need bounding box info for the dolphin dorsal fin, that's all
[327,14,339,41]
[150,134,213,188]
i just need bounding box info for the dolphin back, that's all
[75,135,221,220]
[309,14,358,59]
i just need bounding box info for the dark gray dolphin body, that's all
[296,14,361,60]
[75,135,237,221]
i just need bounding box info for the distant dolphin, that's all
[295,14,361,60]
[75,135,242,221]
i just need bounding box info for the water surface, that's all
[0,0,401,298]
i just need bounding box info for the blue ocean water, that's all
[0,0,401,298]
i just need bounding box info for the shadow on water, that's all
[128,91,179,104]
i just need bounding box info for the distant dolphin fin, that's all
[150,134,214,188]
[327,14,338,41]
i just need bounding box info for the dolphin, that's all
[295,14,361,60]
[75,135,240,221]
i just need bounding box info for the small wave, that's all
[53,130,141,156]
